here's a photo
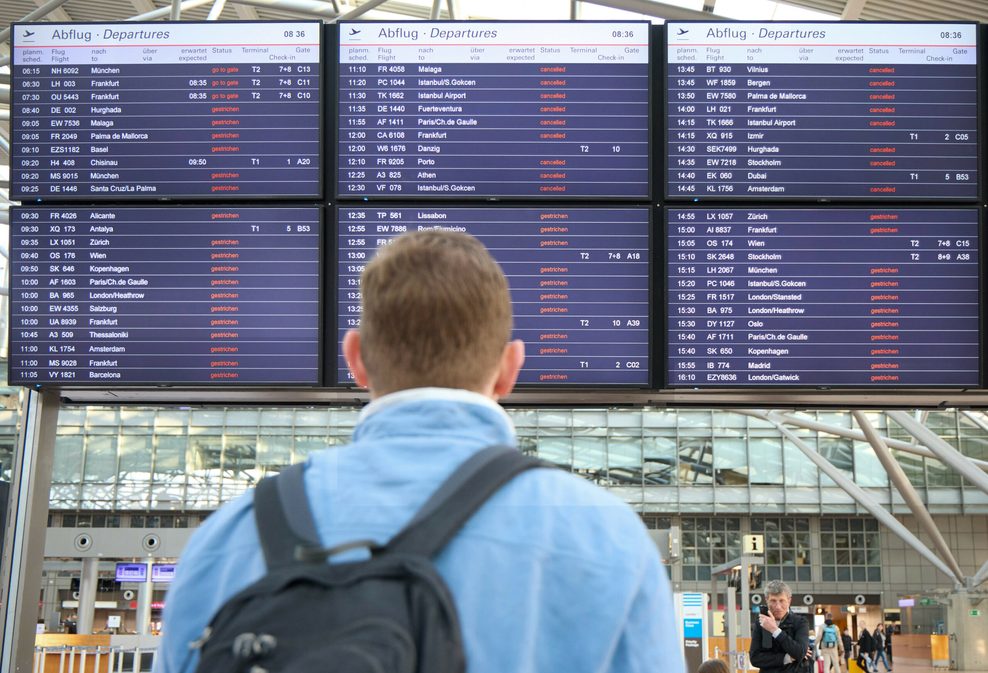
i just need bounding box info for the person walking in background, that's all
[871,623,892,672]
[815,614,843,673]
[884,624,893,667]
[841,628,853,673]
[857,625,876,673]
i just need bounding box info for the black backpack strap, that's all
[254,462,321,569]
[386,445,550,557]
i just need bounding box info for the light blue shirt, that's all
[155,389,683,673]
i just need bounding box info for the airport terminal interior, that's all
[1,0,988,672]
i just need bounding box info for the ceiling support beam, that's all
[752,411,963,586]
[0,0,73,45]
[130,0,156,14]
[887,410,988,497]
[207,0,228,19]
[973,558,988,587]
[332,0,392,20]
[853,411,966,583]
[233,4,260,19]
[841,0,867,20]
[771,411,988,471]
[32,0,72,23]
[226,0,343,18]
[127,0,214,21]
[574,0,723,20]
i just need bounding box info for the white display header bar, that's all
[339,21,649,64]
[667,22,976,65]
[13,22,320,65]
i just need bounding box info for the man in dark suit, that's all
[749,580,811,672]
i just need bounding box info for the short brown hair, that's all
[697,659,730,673]
[359,230,513,394]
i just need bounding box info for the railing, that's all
[713,646,751,671]
[33,646,157,673]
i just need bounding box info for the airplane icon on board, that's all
[349,28,360,36]
[677,28,688,36]
[23,30,35,37]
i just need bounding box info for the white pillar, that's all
[948,590,988,670]
[41,574,60,632]
[77,557,99,634]
[136,564,152,635]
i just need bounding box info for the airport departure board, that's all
[9,206,321,385]
[666,208,980,387]
[338,207,650,385]
[337,21,650,199]
[11,22,321,201]
[665,22,979,200]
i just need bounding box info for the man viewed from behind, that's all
[815,613,843,673]
[749,580,811,673]
[154,231,683,673]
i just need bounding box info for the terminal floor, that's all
[850,659,987,673]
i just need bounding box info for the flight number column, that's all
[667,63,740,198]
[13,64,90,198]
[338,63,410,196]
[666,209,742,385]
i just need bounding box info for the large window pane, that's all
[53,435,83,483]
[749,436,782,484]
[679,438,713,484]
[853,442,888,487]
[118,434,152,476]
[782,432,818,486]
[257,435,292,469]
[154,436,188,475]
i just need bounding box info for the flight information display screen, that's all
[10,22,321,201]
[9,206,321,386]
[665,22,979,201]
[666,208,980,387]
[337,21,650,199]
[337,207,650,385]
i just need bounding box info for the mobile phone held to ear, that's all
[758,604,773,648]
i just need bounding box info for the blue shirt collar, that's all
[357,387,516,439]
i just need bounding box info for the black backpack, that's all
[191,446,547,673]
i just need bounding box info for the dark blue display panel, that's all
[11,22,321,201]
[665,22,979,201]
[666,208,980,387]
[337,207,650,386]
[337,21,650,200]
[9,206,321,386]
[115,563,148,582]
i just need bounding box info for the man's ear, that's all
[490,339,525,400]
[342,329,370,389]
